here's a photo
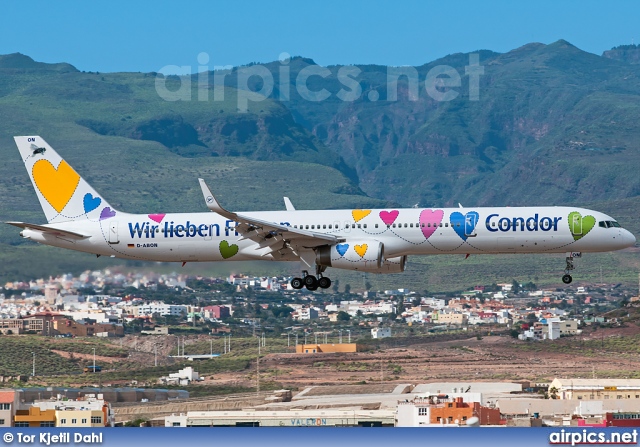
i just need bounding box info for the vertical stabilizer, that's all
[14,136,118,223]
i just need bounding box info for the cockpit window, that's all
[599,220,622,229]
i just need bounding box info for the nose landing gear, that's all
[561,252,580,284]
[291,267,332,291]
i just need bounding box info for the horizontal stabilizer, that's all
[5,221,90,239]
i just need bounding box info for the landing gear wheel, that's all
[291,277,304,290]
[303,275,318,289]
[318,277,332,289]
[562,274,573,284]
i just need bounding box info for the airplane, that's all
[7,136,637,290]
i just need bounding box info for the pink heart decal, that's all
[99,207,116,221]
[379,210,399,226]
[148,214,166,223]
[419,209,444,240]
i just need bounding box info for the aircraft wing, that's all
[6,221,91,239]
[198,179,343,254]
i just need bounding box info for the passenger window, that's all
[393,224,396,228]
[357,224,361,229]
[456,223,460,227]
[404,223,408,228]
[445,223,449,227]
[323,225,326,229]
[375,224,379,228]
[439,223,443,227]
[410,223,413,228]
[346,224,350,229]
[328,224,332,229]
[492,222,496,227]
[363,224,367,229]
[305,225,309,229]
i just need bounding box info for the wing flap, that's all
[198,178,342,247]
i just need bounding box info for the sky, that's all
[1,1,639,73]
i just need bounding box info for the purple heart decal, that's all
[99,207,116,221]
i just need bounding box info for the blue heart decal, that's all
[450,211,479,241]
[336,243,349,257]
[83,193,101,214]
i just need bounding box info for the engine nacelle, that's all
[379,255,407,274]
[316,241,407,274]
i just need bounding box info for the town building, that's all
[549,378,640,400]
[28,396,112,427]
[436,312,468,326]
[292,307,318,320]
[371,327,391,339]
[295,343,358,354]
[397,396,501,426]
[159,367,201,386]
[14,407,57,427]
[0,390,16,427]
[202,305,230,319]
[165,409,395,427]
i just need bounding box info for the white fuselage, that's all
[24,206,636,263]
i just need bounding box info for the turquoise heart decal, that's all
[336,243,349,257]
[450,211,479,241]
[83,193,101,214]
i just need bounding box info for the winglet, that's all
[284,197,296,211]
[198,178,237,220]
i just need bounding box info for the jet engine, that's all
[316,241,407,273]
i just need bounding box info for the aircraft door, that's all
[109,221,119,244]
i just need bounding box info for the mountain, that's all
[225,41,640,208]
[602,44,640,64]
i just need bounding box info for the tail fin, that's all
[14,136,118,224]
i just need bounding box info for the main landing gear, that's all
[561,252,579,284]
[291,266,332,291]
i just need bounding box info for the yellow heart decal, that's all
[352,209,371,222]
[32,160,81,213]
[354,244,368,258]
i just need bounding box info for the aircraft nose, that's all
[622,229,637,248]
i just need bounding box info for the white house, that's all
[371,327,391,339]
